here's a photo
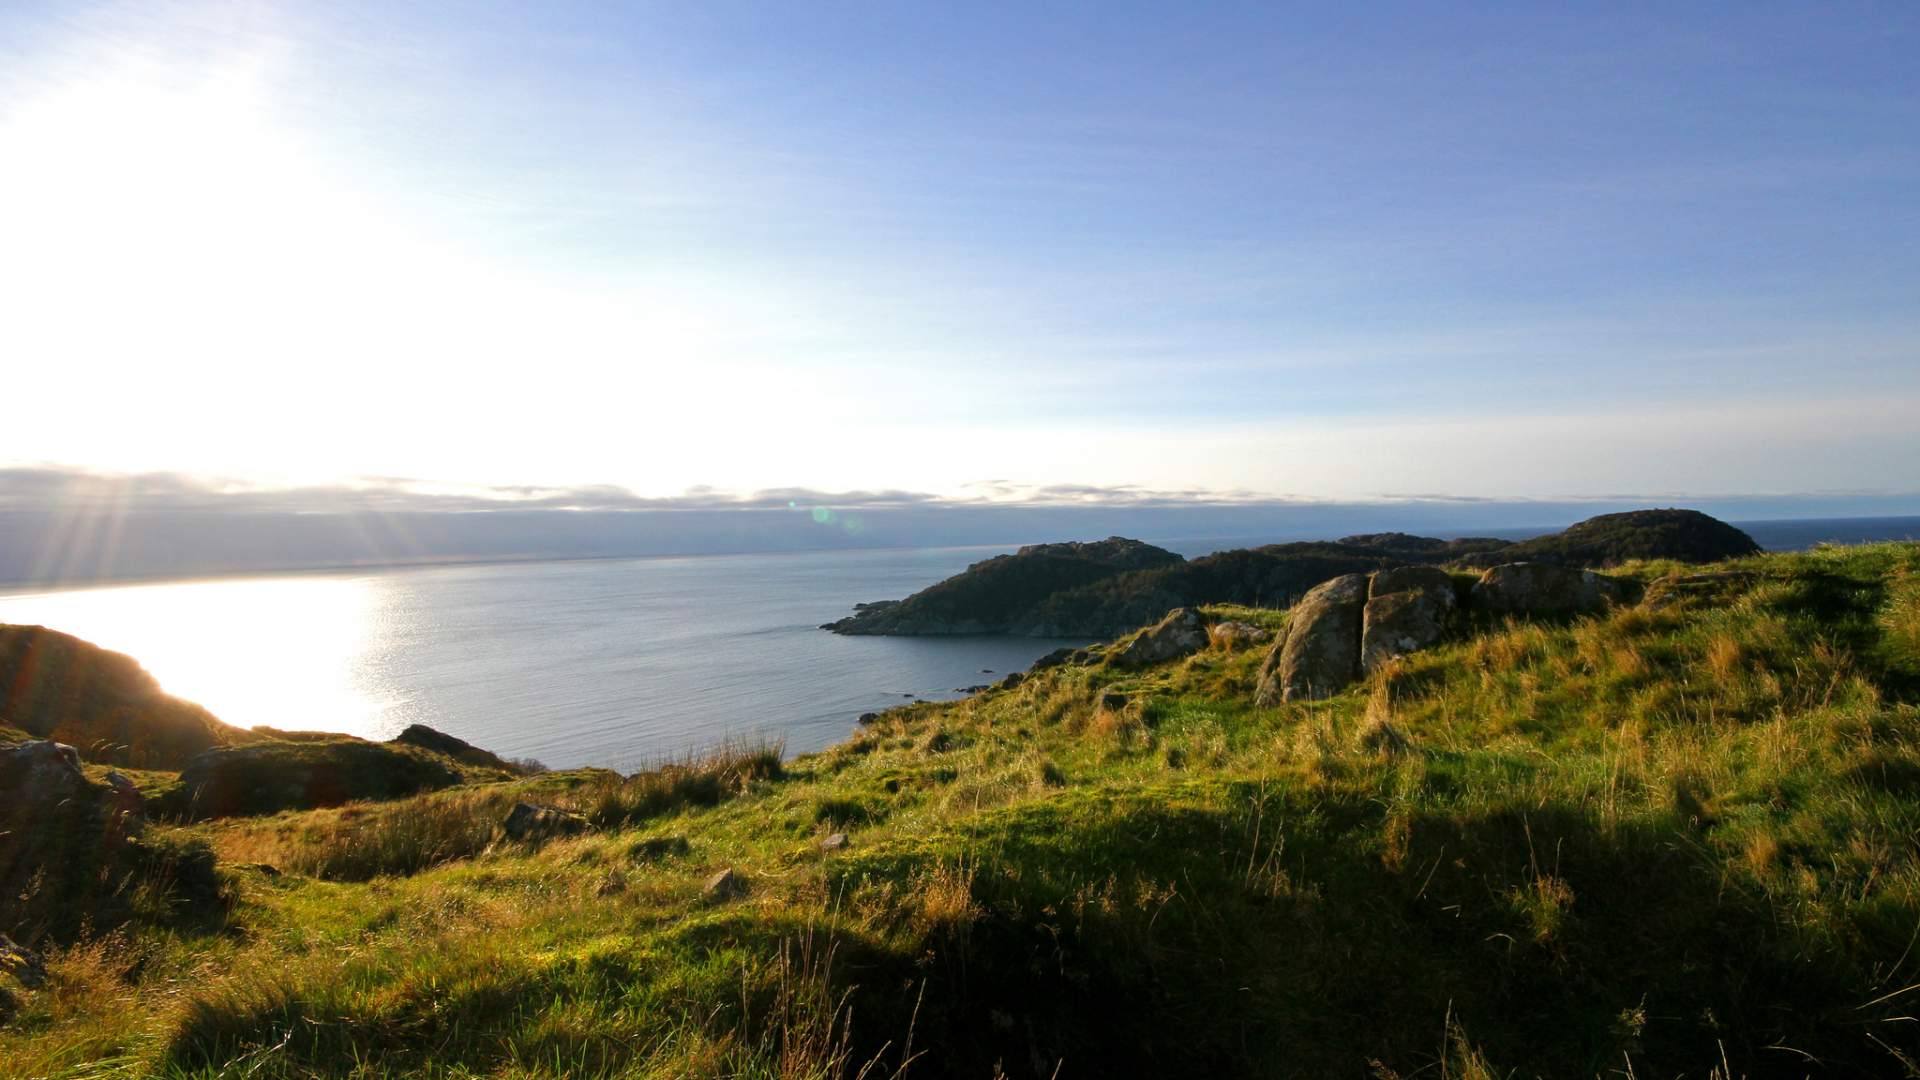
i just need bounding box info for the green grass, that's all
[6,543,1920,1077]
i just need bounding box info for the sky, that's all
[2,1,1918,508]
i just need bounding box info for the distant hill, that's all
[0,625,254,769]
[823,536,1182,635]
[1456,508,1762,567]
[827,508,1764,639]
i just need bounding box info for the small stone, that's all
[703,868,747,901]
[0,934,46,990]
[820,833,849,852]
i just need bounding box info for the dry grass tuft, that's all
[911,863,981,940]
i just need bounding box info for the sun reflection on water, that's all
[0,575,392,738]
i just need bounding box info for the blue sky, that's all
[2,2,1916,503]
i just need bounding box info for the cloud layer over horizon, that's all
[3,463,1916,589]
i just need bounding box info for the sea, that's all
[1,515,1914,770]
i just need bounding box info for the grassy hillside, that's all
[6,543,1920,1077]
[0,625,255,769]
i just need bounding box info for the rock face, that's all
[1247,561,1629,705]
[0,625,248,769]
[503,802,588,842]
[1109,608,1210,669]
[1471,563,1624,616]
[1256,574,1369,705]
[1360,567,1458,674]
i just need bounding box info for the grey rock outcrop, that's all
[1255,574,1369,705]
[1109,608,1210,670]
[1206,621,1272,651]
[2,739,224,942]
[391,723,515,772]
[1361,567,1458,673]
[1471,563,1624,616]
[2,739,90,808]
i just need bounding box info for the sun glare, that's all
[0,575,392,738]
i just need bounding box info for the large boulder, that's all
[0,738,90,807]
[1,739,221,942]
[1470,563,1624,616]
[1256,574,1369,705]
[1109,608,1210,669]
[1361,567,1458,673]
[503,802,588,842]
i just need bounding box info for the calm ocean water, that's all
[1,516,1914,769]
[0,545,1083,769]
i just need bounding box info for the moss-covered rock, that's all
[155,738,485,820]
[0,739,225,942]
